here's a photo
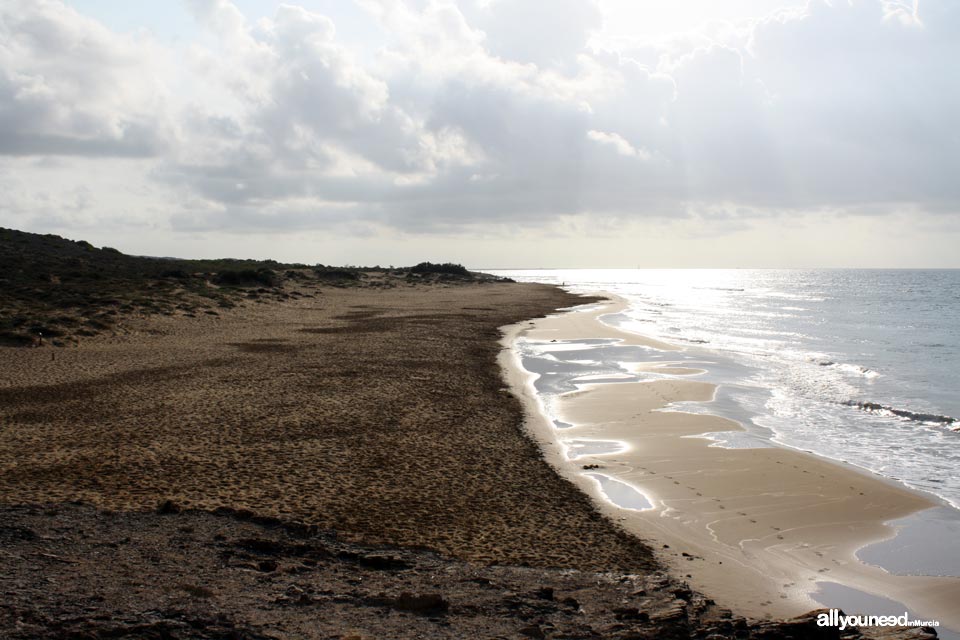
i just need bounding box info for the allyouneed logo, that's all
[816,609,939,631]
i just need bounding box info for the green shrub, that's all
[410,262,470,276]
[213,269,277,287]
[313,268,360,281]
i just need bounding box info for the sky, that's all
[1,0,958,268]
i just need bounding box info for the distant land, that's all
[0,227,508,346]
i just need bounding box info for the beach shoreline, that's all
[500,294,960,631]
[0,279,947,638]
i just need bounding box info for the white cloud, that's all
[0,0,958,265]
[587,129,650,159]
[467,0,602,70]
[0,0,173,157]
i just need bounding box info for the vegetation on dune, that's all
[0,228,303,346]
[213,268,278,287]
[409,261,471,276]
[313,266,362,282]
[0,228,512,346]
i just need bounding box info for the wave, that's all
[842,400,959,429]
[812,360,880,378]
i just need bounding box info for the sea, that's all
[488,269,960,511]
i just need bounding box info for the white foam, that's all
[564,439,629,460]
[584,473,653,511]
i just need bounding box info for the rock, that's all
[392,592,449,614]
[672,586,693,601]
[237,538,284,555]
[155,500,180,515]
[535,587,555,600]
[613,607,650,622]
[178,583,215,599]
[355,554,411,570]
[257,560,278,572]
[650,602,686,625]
[519,623,545,639]
[751,609,842,640]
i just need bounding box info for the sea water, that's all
[489,269,960,510]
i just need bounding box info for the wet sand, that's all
[501,297,960,630]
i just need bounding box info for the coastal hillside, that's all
[0,227,498,346]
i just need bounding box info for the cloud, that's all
[0,0,171,157]
[587,129,651,159]
[1,0,958,242]
[465,0,602,70]
[739,0,960,208]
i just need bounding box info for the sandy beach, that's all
[0,278,946,639]
[0,281,667,571]
[503,297,960,630]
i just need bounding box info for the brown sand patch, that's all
[228,341,300,353]
[0,283,658,573]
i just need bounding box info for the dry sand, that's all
[0,282,663,573]
[502,297,960,629]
